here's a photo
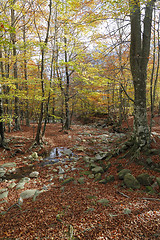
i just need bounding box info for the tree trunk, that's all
[35,0,52,144]
[23,15,30,127]
[130,0,155,148]
[64,36,70,130]
[11,1,20,131]
[0,46,4,146]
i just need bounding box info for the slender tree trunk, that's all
[23,15,30,127]
[0,46,5,145]
[64,36,70,130]
[35,0,52,144]
[11,1,20,130]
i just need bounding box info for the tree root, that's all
[110,138,151,162]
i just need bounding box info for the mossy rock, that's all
[118,169,131,180]
[94,173,102,181]
[136,173,154,186]
[105,175,115,183]
[124,173,140,189]
[89,163,98,170]
[99,179,107,184]
[88,174,95,179]
[92,166,104,174]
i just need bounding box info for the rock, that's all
[33,190,44,201]
[123,208,131,215]
[136,173,154,186]
[8,182,16,189]
[118,169,131,180]
[1,162,16,168]
[89,163,98,170]
[16,182,25,189]
[71,167,76,171]
[78,177,85,184]
[20,177,30,183]
[124,173,140,189]
[20,189,37,199]
[8,168,16,173]
[94,154,103,161]
[16,177,30,189]
[105,175,115,183]
[156,177,160,188]
[32,152,38,159]
[63,149,72,156]
[58,166,65,174]
[99,179,107,184]
[29,171,39,178]
[76,146,85,151]
[0,189,8,200]
[83,156,91,163]
[0,168,6,178]
[61,177,74,185]
[97,198,109,206]
[92,166,104,174]
[88,174,95,179]
[94,173,102,181]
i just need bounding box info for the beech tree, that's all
[129,0,156,148]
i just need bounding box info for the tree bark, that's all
[11,0,20,131]
[130,0,155,148]
[0,46,4,146]
[35,0,52,144]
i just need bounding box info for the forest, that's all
[0,0,160,239]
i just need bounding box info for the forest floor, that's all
[0,115,160,239]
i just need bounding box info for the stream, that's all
[41,147,78,166]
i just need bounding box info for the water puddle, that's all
[41,147,78,166]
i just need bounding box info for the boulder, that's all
[92,166,104,174]
[118,169,131,180]
[16,177,30,189]
[136,173,154,186]
[89,163,98,170]
[8,182,16,189]
[94,173,102,181]
[0,168,6,178]
[88,174,95,179]
[0,189,8,200]
[1,162,16,168]
[20,189,37,199]
[124,173,140,189]
[29,171,39,178]
[31,152,38,159]
[105,175,115,183]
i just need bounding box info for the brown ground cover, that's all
[0,115,160,239]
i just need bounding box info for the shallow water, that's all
[42,147,76,166]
